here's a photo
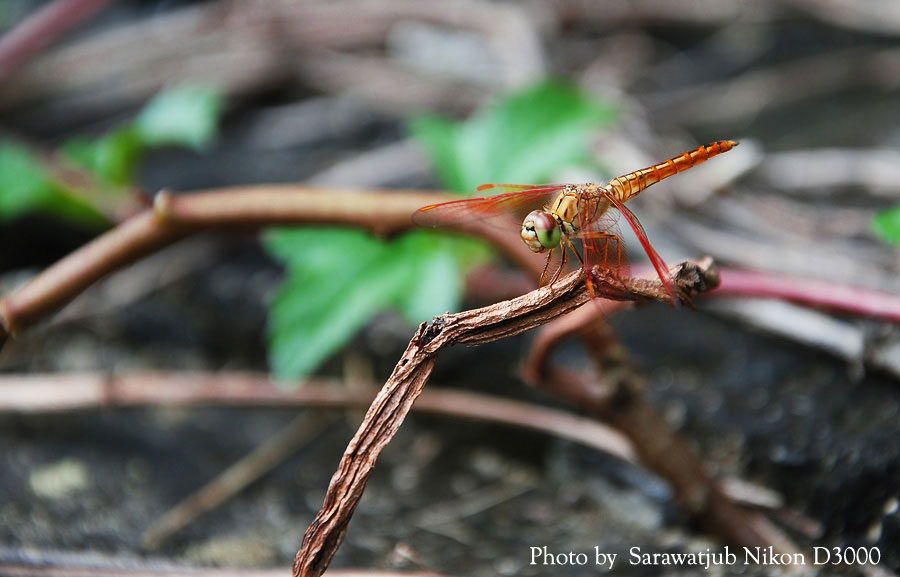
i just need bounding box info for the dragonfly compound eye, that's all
[521,210,559,252]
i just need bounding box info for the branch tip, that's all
[682,256,720,292]
[152,189,175,222]
[421,316,446,345]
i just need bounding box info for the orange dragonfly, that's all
[413,140,738,304]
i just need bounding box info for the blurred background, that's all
[0,0,898,575]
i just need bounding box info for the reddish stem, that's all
[714,267,900,323]
[0,0,116,80]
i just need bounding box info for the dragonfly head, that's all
[521,210,560,253]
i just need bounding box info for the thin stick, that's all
[0,186,535,346]
[0,372,638,464]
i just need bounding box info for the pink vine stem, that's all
[0,0,116,80]
[714,267,900,323]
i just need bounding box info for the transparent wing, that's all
[605,194,678,303]
[412,184,565,228]
[577,200,629,298]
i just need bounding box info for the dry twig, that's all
[290,260,715,577]
[294,263,711,577]
[0,371,638,466]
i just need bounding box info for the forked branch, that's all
[291,259,719,577]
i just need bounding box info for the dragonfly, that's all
[413,140,738,304]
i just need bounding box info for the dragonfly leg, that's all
[579,230,619,272]
[579,231,627,295]
[563,237,591,296]
[539,249,554,287]
[567,238,585,268]
[548,246,568,286]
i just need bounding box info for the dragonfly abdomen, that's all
[607,140,737,202]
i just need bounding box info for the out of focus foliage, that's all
[63,85,223,186]
[411,81,616,193]
[0,85,223,224]
[264,228,477,378]
[0,141,107,226]
[873,206,900,245]
[265,81,616,378]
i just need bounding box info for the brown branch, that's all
[5,183,893,351]
[0,372,632,464]
[0,186,500,347]
[602,386,803,557]
[542,366,802,557]
[527,366,804,557]
[290,261,713,577]
[522,299,628,386]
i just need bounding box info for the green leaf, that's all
[135,85,224,151]
[0,140,108,226]
[266,228,416,377]
[61,127,143,187]
[873,206,900,245]
[264,227,381,273]
[394,231,467,324]
[411,80,617,193]
[263,227,487,378]
[0,141,53,219]
[408,116,466,193]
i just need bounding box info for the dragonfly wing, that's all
[576,201,629,296]
[605,195,678,303]
[476,183,545,192]
[412,184,565,227]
